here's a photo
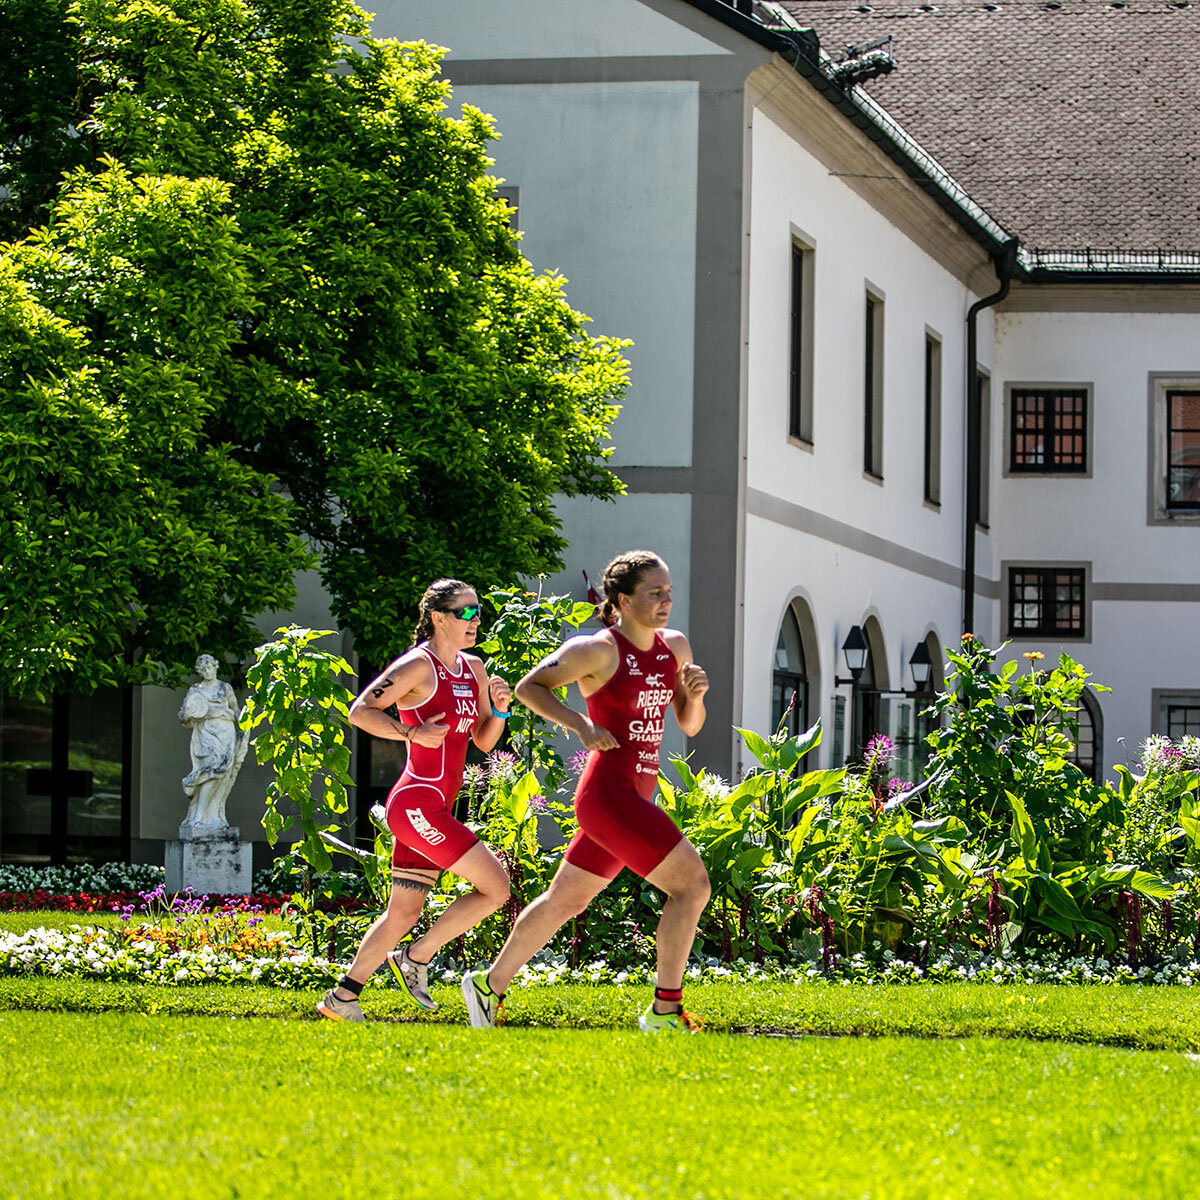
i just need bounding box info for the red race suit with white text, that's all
[385,646,481,871]
[563,628,683,880]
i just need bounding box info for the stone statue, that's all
[178,654,248,834]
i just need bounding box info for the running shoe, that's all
[461,969,502,1028]
[638,1002,704,1034]
[316,988,365,1023]
[388,945,437,1010]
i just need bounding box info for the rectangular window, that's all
[1007,567,1086,638]
[1167,703,1200,740]
[789,240,814,443]
[924,333,942,505]
[1167,389,1200,510]
[864,290,884,478]
[1010,387,1088,472]
[976,370,991,529]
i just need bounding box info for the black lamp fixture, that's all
[835,625,870,685]
[908,641,932,691]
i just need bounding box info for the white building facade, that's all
[5,0,1196,865]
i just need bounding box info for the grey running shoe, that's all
[388,946,437,1010]
[461,969,501,1029]
[316,988,365,1023]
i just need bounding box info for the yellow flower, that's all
[1022,651,1045,661]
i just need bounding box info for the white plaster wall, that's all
[369,0,731,60]
[739,108,993,765]
[993,311,1200,576]
[745,108,986,567]
[992,309,1200,775]
[457,81,699,467]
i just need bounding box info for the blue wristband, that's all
[491,705,511,720]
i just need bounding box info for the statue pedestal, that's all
[165,826,253,896]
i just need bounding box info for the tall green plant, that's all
[923,638,1172,952]
[242,626,356,951]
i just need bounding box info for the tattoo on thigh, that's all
[391,872,433,893]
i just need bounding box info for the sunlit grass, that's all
[8,1010,1200,1199]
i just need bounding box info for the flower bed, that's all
[5,919,1200,991]
[0,890,292,914]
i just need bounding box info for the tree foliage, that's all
[0,0,629,696]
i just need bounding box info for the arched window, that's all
[1068,689,1103,782]
[772,608,807,737]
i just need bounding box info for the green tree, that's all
[0,0,628,696]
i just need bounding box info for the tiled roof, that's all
[775,0,1200,250]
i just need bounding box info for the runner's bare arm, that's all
[663,630,708,737]
[348,655,449,748]
[514,635,620,751]
[465,656,512,752]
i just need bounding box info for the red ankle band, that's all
[654,986,683,1003]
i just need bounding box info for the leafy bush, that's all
[921,639,1176,955]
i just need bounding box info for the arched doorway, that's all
[851,615,889,760]
[772,606,808,738]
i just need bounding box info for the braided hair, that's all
[599,550,667,627]
[410,578,473,646]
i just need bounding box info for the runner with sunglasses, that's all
[317,579,513,1022]
[462,551,712,1033]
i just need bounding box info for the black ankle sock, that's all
[335,975,364,997]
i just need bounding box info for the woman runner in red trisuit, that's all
[461,551,711,1033]
[317,579,513,1022]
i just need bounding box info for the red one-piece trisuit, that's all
[563,628,684,880]
[385,646,481,871]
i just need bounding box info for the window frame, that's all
[1151,689,1200,739]
[1166,388,1200,512]
[1003,560,1091,641]
[975,368,992,530]
[863,285,884,481]
[788,234,816,447]
[1147,374,1200,524]
[923,330,942,507]
[1004,383,1092,476]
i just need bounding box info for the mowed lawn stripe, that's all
[6,1011,1200,1200]
[4,976,1200,1051]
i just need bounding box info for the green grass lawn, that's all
[7,1008,1200,1200]
[5,974,1200,1051]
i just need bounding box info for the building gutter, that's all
[963,238,1019,637]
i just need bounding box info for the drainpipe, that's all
[963,238,1019,636]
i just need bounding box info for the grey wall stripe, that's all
[616,466,695,492]
[746,486,994,593]
[748,487,1199,603]
[442,55,725,86]
[1092,582,1200,603]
